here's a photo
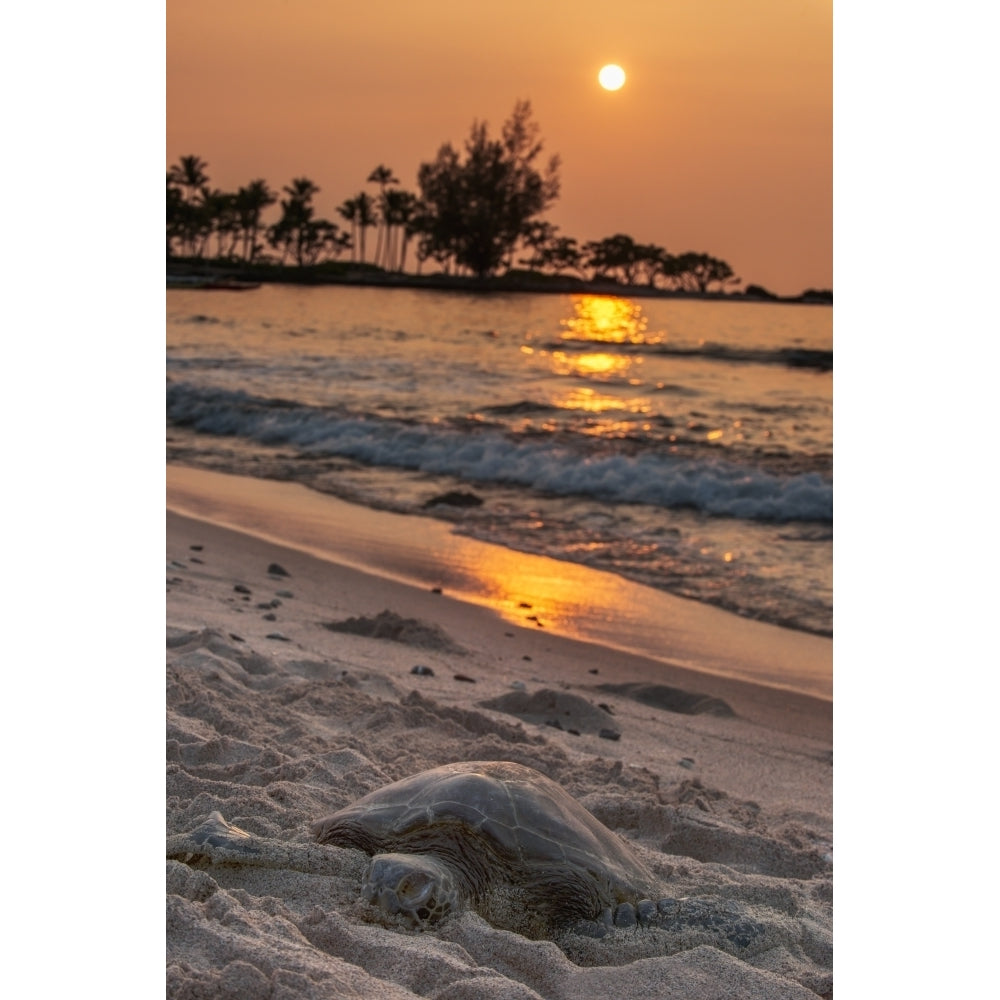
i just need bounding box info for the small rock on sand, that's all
[422,491,483,508]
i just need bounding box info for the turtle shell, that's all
[311,760,660,935]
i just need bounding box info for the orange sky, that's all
[167,0,831,295]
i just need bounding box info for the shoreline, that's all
[166,259,833,305]
[167,463,831,715]
[166,504,830,745]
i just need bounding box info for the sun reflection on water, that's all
[560,295,652,344]
[541,296,660,434]
[550,350,633,380]
[559,387,627,413]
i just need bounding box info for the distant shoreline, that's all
[166,259,832,306]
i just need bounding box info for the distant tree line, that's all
[167,100,745,293]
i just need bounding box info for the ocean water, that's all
[166,285,832,636]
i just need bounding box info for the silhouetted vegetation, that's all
[743,284,779,300]
[167,102,829,301]
[415,100,561,279]
[267,178,348,266]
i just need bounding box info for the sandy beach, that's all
[166,467,831,998]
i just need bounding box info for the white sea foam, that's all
[167,383,831,522]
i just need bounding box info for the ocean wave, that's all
[550,339,833,371]
[167,383,832,523]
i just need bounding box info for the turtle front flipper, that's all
[168,812,349,876]
[167,811,263,866]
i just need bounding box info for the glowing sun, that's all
[598,64,626,91]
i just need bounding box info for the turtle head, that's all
[363,852,460,926]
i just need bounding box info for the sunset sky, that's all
[167,0,831,295]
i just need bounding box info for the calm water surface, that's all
[166,285,832,635]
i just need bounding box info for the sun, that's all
[598,64,626,91]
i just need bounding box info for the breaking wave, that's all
[167,382,831,523]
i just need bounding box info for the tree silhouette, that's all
[584,234,645,284]
[674,252,739,293]
[234,180,277,262]
[544,236,586,278]
[166,175,185,258]
[634,243,668,287]
[367,165,399,267]
[380,188,419,271]
[267,178,341,266]
[416,101,561,278]
[198,188,239,258]
[337,193,377,263]
[164,141,767,294]
[167,156,211,257]
[168,155,209,202]
[336,197,360,261]
[355,192,377,263]
[518,225,587,278]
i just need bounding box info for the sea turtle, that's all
[310,760,763,945]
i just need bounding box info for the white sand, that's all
[166,485,832,999]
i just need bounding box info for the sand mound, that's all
[597,682,735,717]
[477,688,617,736]
[323,609,466,654]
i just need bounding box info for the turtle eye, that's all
[397,873,429,901]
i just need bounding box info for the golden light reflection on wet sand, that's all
[167,466,832,698]
[451,536,629,635]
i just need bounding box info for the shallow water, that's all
[167,284,831,634]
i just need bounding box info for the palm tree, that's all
[197,188,239,259]
[396,192,423,273]
[337,197,360,262]
[268,178,323,266]
[351,192,377,263]
[167,156,211,257]
[234,179,277,262]
[166,175,185,258]
[168,155,209,204]
[381,189,420,271]
[367,164,399,267]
